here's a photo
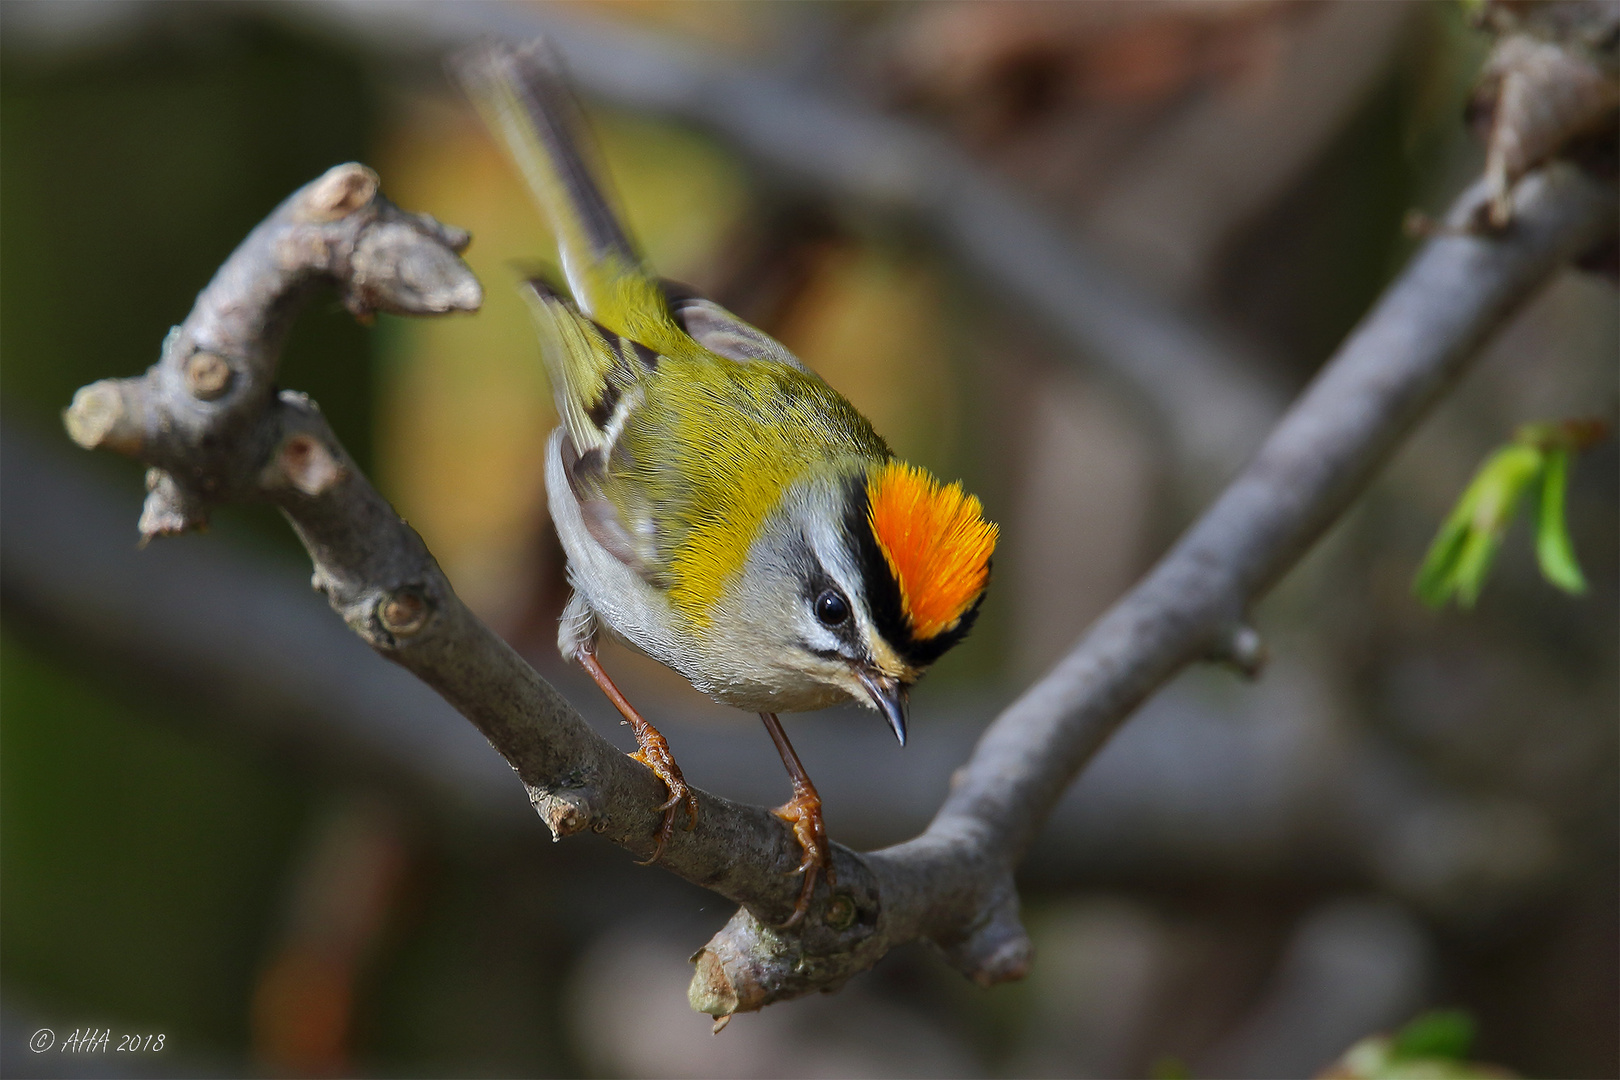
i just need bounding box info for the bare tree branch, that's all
[60,162,886,932]
[7,422,1560,910]
[684,165,1616,1016]
[61,120,1613,1023]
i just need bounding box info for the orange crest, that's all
[867,461,998,640]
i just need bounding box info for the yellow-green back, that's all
[614,352,890,622]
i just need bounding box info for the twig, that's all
[62,133,1612,1022]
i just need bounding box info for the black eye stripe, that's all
[791,535,861,653]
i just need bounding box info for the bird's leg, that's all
[576,648,698,863]
[759,712,834,927]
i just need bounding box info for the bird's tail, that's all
[451,39,679,351]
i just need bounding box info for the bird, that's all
[454,40,997,925]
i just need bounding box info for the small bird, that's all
[456,41,997,924]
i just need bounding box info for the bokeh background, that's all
[2,2,1615,1077]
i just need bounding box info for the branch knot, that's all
[183,351,234,402]
[300,162,380,222]
[376,587,433,640]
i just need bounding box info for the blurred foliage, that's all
[0,628,310,1054]
[1150,1056,1192,1080]
[1324,1010,1514,1080]
[1392,1009,1477,1061]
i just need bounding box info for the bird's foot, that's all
[575,647,698,864]
[772,786,834,927]
[629,729,698,864]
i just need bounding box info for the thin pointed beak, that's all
[856,670,909,746]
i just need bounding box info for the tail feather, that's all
[452,39,676,347]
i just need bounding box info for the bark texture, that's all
[65,150,1615,1020]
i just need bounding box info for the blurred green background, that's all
[2,3,1614,1077]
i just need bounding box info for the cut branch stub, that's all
[264,432,347,498]
[530,785,603,840]
[61,162,482,541]
[378,588,433,638]
[63,379,145,455]
[690,883,884,1016]
[1209,620,1268,678]
[1471,2,1620,228]
[139,468,210,540]
[301,162,381,221]
[935,879,1034,988]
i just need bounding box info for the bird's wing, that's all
[666,292,816,376]
[521,278,656,459]
[520,278,670,583]
[459,38,887,614]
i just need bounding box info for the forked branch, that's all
[61,162,895,939]
[65,153,1613,1023]
[688,163,1616,1017]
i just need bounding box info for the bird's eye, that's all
[814,589,850,627]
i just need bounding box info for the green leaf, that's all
[1415,443,1543,608]
[1391,1009,1476,1062]
[1414,503,1475,607]
[1535,448,1587,594]
[1451,526,1503,609]
[1466,443,1543,534]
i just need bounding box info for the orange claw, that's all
[629,731,699,864]
[772,784,834,927]
[761,712,834,927]
[578,649,698,863]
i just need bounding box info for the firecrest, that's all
[456,41,997,923]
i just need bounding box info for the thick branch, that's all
[64,148,1613,1021]
[9,422,1552,915]
[13,421,1555,917]
[63,163,881,933]
[688,166,1617,1013]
